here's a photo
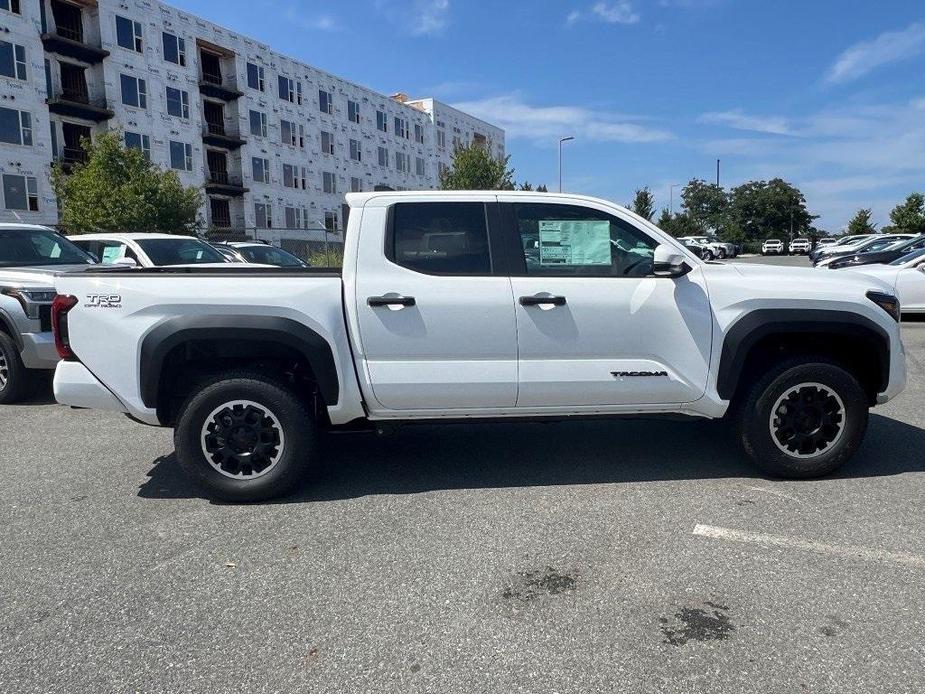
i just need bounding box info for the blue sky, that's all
[182,0,925,231]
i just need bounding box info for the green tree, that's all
[536,184,548,192]
[655,208,700,238]
[630,186,656,221]
[726,178,815,241]
[519,181,534,191]
[888,193,925,233]
[440,141,514,190]
[51,131,201,234]
[846,208,877,236]
[309,246,344,268]
[681,179,728,233]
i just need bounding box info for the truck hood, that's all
[725,261,896,295]
[0,264,97,287]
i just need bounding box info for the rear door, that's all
[499,196,713,408]
[353,196,518,412]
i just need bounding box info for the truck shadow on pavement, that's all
[138,413,925,503]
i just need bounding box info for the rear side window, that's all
[389,202,491,275]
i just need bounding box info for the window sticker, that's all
[101,246,122,263]
[538,220,611,265]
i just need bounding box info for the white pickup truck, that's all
[51,192,906,501]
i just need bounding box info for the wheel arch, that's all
[0,307,23,349]
[139,315,339,424]
[717,309,891,405]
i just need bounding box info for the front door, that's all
[500,197,713,408]
[354,198,518,412]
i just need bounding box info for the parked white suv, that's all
[789,238,811,255]
[68,233,232,267]
[52,191,906,501]
[762,239,784,255]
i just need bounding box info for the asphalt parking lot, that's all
[2,255,923,694]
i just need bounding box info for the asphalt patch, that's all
[659,601,736,646]
[502,566,577,602]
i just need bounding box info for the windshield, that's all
[135,238,227,266]
[237,245,306,267]
[0,228,94,267]
[890,247,925,266]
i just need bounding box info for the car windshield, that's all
[0,228,94,267]
[890,247,925,266]
[237,245,306,267]
[135,238,227,266]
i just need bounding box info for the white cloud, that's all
[567,1,639,26]
[699,109,795,136]
[283,8,340,32]
[308,15,338,31]
[826,22,925,83]
[451,93,673,144]
[411,0,450,36]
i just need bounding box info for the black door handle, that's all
[368,295,416,307]
[519,295,566,306]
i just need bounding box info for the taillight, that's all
[52,294,79,360]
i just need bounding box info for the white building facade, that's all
[0,0,505,253]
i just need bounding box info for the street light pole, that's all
[558,136,575,192]
[669,183,681,214]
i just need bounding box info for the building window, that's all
[414,123,424,144]
[377,146,388,168]
[376,110,387,133]
[255,203,272,229]
[281,119,303,148]
[350,176,362,193]
[322,171,336,194]
[285,206,306,229]
[249,109,267,138]
[210,198,231,228]
[0,1,21,16]
[169,141,192,171]
[348,100,360,124]
[325,210,339,233]
[0,41,26,81]
[0,107,31,146]
[2,174,37,211]
[120,74,147,108]
[116,15,143,53]
[320,130,334,155]
[349,138,361,162]
[278,75,302,104]
[415,156,425,177]
[246,62,265,91]
[436,129,445,149]
[283,163,307,190]
[318,89,333,115]
[252,156,270,184]
[394,117,409,139]
[165,86,189,119]
[395,151,410,173]
[124,131,150,158]
[438,162,448,178]
[161,32,186,66]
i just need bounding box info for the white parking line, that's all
[693,524,925,569]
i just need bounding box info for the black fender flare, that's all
[139,315,339,408]
[716,309,890,399]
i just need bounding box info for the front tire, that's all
[174,372,316,501]
[737,359,868,478]
[0,332,34,405]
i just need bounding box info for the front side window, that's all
[2,174,38,211]
[161,32,186,66]
[165,86,189,119]
[124,131,150,158]
[247,62,265,91]
[116,15,143,52]
[0,40,26,80]
[169,140,192,171]
[120,74,147,108]
[0,106,31,145]
[389,202,491,275]
[512,203,657,277]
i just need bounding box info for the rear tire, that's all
[174,372,316,501]
[737,358,868,479]
[0,332,34,405]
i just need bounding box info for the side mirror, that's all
[652,243,690,278]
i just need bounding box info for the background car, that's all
[68,233,233,267]
[789,237,811,254]
[678,235,734,259]
[809,234,875,263]
[813,234,914,267]
[825,234,925,270]
[221,242,309,267]
[761,239,783,255]
[844,247,925,315]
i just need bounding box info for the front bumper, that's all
[877,330,907,405]
[20,331,59,370]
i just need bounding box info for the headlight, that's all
[0,287,56,318]
[866,291,901,322]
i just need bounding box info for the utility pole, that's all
[716,159,720,187]
[670,183,680,214]
[558,136,574,192]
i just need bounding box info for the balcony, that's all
[204,170,248,197]
[202,122,246,150]
[198,72,243,101]
[47,89,113,123]
[41,32,109,64]
[55,146,89,173]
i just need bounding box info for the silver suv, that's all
[0,224,95,403]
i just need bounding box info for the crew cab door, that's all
[498,196,713,407]
[352,196,518,412]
